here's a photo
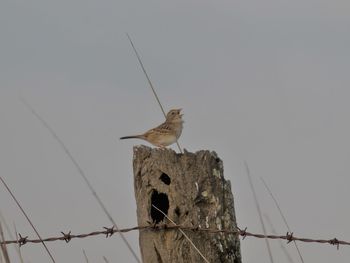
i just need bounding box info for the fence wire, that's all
[0,224,347,250]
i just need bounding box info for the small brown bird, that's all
[120,109,183,148]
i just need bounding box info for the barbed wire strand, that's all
[126,33,183,154]
[0,177,56,263]
[261,177,305,263]
[19,97,141,263]
[244,162,274,263]
[0,224,347,249]
[152,205,210,263]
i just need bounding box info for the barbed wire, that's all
[0,224,347,250]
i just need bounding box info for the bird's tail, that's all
[120,135,143,140]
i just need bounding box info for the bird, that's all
[120,109,183,148]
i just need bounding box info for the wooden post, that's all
[133,146,242,263]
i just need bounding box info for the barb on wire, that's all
[103,226,115,238]
[1,224,350,249]
[261,177,305,263]
[61,231,72,243]
[17,234,28,247]
[126,33,183,153]
[19,97,141,263]
[152,204,210,263]
[0,177,56,262]
[244,162,274,263]
[14,223,25,263]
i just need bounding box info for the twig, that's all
[244,162,274,263]
[261,177,305,263]
[0,177,55,262]
[151,205,210,263]
[19,97,141,263]
[126,33,183,153]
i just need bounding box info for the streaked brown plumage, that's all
[120,109,183,148]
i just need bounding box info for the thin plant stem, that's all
[0,222,10,263]
[152,205,209,263]
[260,177,305,263]
[264,214,295,263]
[126,33,183,153]
[0,211,23,263]
[19,97,141,263]
[244,162,274,263]
[0,177,55,262]
[82,249,89,263]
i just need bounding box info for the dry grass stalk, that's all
[244,162,274,263]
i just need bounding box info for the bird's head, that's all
[166,108,183,123]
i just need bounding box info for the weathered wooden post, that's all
[133,145,242,263]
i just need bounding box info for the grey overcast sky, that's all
[1,0,350,262]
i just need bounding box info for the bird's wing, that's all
[145,121,174,136]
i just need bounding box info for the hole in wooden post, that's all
[175,206,180,217]
[151,190,169,223]
[159,173,171,185]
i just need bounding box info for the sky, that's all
[1,0,350,262]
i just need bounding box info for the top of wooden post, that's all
[132,145,241,263]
